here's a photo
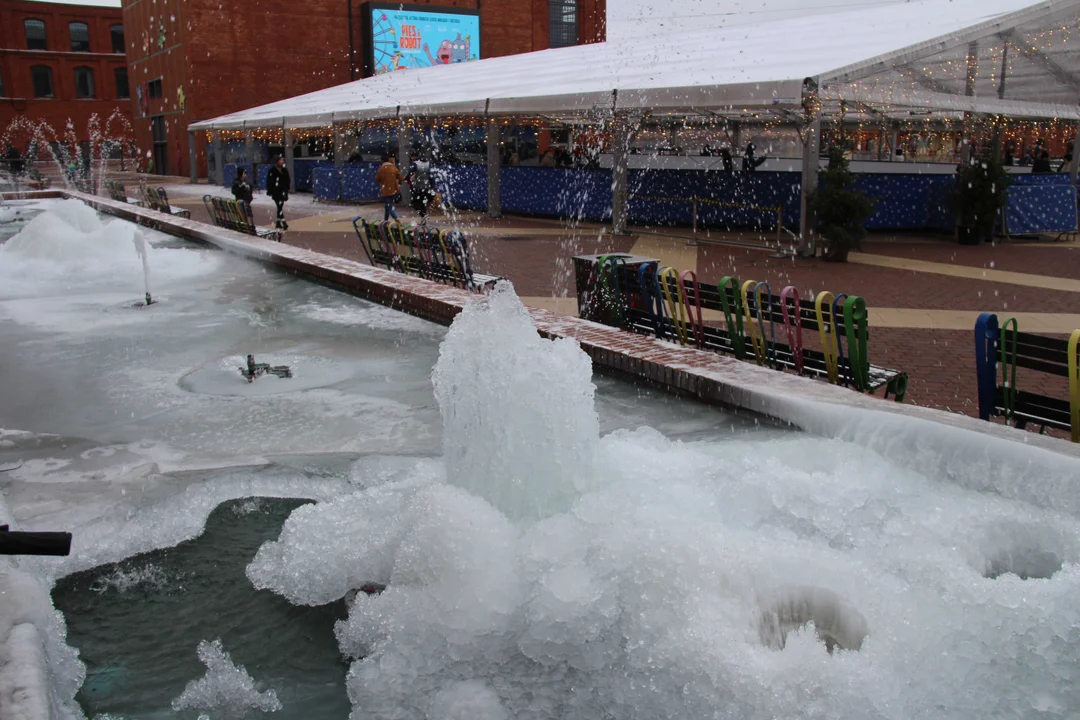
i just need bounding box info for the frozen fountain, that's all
[1,203,1079,719]
[0,111,137,195]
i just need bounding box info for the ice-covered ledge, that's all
[58,189,1080,461]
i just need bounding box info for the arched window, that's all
[110,24,125,54]
[74,67,95,99]
[114,67,129,99]
[30,66,53,98]
[24,19,47,50]
[69,22,90,52]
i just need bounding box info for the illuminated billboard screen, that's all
[362,3,481,76]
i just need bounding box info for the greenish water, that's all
[52,497,350,719]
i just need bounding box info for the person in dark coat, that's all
[266,156,290,230]
[1031,150,1052,174]
[719,146,734,172]
[742,142,767,171]
[231,168,254,204]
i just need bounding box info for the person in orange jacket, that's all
[375,154,402,221]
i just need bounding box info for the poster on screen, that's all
[363,3,481,75]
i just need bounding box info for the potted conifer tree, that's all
[952,149,1011,245]
[807,146,876,262]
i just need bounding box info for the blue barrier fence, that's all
[227,161,1079,235]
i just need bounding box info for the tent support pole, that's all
[961,41,978,164]
[283,127,296,193]
[611,111,630,236]
[397,118,411,206]
[333,122,345,201]
[245,130,255,181]
[188,130,197,183]
[1071,120,1080,187]
[798,115,820,258]
[486,116,501,218]
[212,132,224,186]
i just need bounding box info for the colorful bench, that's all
[352,218,501,291]
[976,313,1079,441]
[577,254,908,401]
[202,195,283,242]
[139,185,191,219]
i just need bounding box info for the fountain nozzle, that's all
[239,354,293,383]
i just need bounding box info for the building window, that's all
[69,22,90,52]
[115,67,129,99]
[0,72,4,98]
[549,0,579,48]
[75,67,95,99]
[110,25,125,54]
[30,66,53,98]
[148,78,163,99]
[24,19,47,50]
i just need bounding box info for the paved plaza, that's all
[164,182,1080,425]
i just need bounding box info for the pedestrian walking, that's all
[376,154,402,221]
[266,157,290,230]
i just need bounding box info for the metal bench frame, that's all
[202,195,282,242]
[139,185,191,219]
[352,218,500,291]
[976,312,1079,440]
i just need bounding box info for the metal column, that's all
[486,116,501,218]
[610,111,630,236]
[961,41,979,164]
[396,118,411,206]
[798,116,821,258]
[332,122,345,201]
[1071,120,1080,187]
[188,130,197,183]
[283,128,295,192]
[244,130,255,182]
[212,132,224,186]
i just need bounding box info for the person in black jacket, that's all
[231,168,254,204]
[742,143,767,171]
[266,156,290,230]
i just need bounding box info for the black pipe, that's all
[0,525,72,556]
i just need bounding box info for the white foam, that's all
[432,282,598,523]
[171,639,281,714]
[0,199,216,301]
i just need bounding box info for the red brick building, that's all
[0,0,131,157]
[121,0,606,178]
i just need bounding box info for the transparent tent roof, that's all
[189,0,1080,132]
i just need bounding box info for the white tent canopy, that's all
[190,0,1080,132]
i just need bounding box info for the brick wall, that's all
[0,1,131,148]
[121,0,604,178]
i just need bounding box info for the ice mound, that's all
[432,281,598,523]
[235,283,1080,718]
[428,680,510,720]
[171,638,281,714]
[0,199,214,299]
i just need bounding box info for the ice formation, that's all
[432,282,598,522]
[0,199,212,301]
[244,287,1080,720]
[171,639,281,714]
